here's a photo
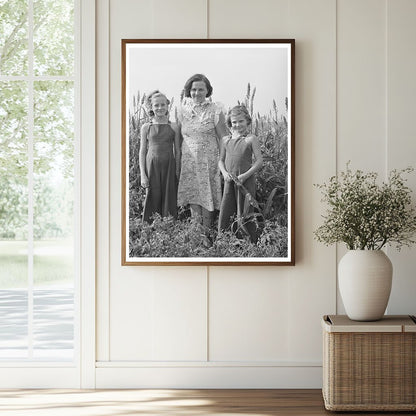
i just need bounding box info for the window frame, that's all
[0,0,96,388]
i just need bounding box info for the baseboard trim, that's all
[96,365,323,388]
[96,360,321,368]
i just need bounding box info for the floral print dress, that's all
[177,99,224,211]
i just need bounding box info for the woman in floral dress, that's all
[177,74,228,228]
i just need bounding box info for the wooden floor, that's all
[0,389,414,415]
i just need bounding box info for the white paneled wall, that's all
[386,0,416,313]
[209,268,290,362]
[336,0,388,312]
[337,0,387,172]
[110,268,207,361]
[95,0,416,388]
[209,0,290,37]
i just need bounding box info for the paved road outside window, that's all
[0,288,74,360]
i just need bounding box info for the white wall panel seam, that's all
[384,0,391,272]
[385,0,389,178]
[207,0,210,39]
[335,0,339,314]
[207,267,209,361]
[106,0,111,362]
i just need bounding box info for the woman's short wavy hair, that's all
[226,105,252,129]
[146,90,170,117]
[183,74,213,98]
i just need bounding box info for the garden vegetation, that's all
[128,85,289,258]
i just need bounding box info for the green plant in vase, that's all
[314,164,416,321]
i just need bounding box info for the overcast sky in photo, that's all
[126,43,290,117]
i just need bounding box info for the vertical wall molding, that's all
[96,0,111,362]
[80,0,96,388]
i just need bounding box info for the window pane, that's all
[0,81,28,359]
[33,287,74,360]
[33,80,74,359]
[33,81,74,261]
[0,0,28,76]
[0,289,28,359]
[0,80,29,260]
[0,81,28,246]
[33,0,74,76]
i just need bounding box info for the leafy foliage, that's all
[314,164,416,250]
[0,81,28,179]
[128,84,289,257]
[130,215,287,258]
[0,1,75,240]
[239,84,288,223]
[34,80,74,177]
[33,0,74,75]
[1,0,73,76]
[0,177,27,238]
[0,0,28,75]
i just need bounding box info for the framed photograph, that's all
[122,39,295,266]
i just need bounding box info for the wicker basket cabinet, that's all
[322,315,416,411]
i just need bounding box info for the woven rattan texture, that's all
[323,331,416,411]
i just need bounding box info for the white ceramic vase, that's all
[338,250,393,321]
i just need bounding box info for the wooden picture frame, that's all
[122,39,295,265]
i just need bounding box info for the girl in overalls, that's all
[218,105,263,242]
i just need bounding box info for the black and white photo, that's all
[122,39,295,265]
